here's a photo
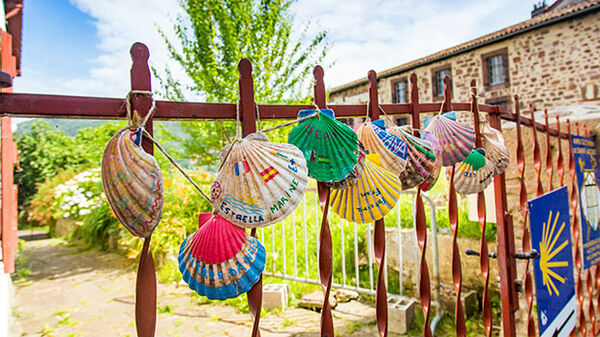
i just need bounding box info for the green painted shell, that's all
[288,109,360,182]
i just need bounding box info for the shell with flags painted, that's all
[288,109,361,183]
[451,148,495,194]
[210,132,308,228]
[482,124,509,176]
[356,119,408,176]
[101,128,164,238]
[385,123,438,190]
[178,213,266,301]
[423,111,476,166]
[330,154,402,223]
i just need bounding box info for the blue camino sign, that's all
[528,186,577,337]
[572,135,600,269]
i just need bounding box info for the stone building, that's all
[329,0,600,125]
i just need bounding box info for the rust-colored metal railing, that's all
[4,41,600,337]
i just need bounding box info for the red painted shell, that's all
[189,213,246,264]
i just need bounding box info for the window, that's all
[482,48,509,88]
[485,96,510,112]
[392,79,408,103]
[431,66,451,98]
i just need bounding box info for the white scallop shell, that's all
[210,132,309,228]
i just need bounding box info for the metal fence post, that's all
[238,58,262,337]
[312,65,334,337]
[129,42,157,337]
[367,70,389,337]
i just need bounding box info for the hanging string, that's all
[255,104,262,132]
[142,129,212,203]
[235,100,242,139]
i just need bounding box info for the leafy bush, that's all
[78,201,119,251]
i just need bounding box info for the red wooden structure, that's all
[1,41,599,337]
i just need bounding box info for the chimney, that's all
[531,1,548,17]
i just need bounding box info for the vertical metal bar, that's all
[313,65,334,337]
[315,190,320,280]
[368,223,374,291]
[293,211,298,277]
[238,58,262,337]
[303,196,309,280]
[490,103,518,337]
[130,42,157,337]
[583,125,597,335]
[397,201,403,296]
[367,70,388,337]
[341,219,346,286]
[282,220,286,276]
[471,82,492,337]
[556,115,565,187]
[531,103,544,198]
[354,220,360,290]
[272,224,276,272]
[568,119,587,336]
[544,109,554,191]
[516,98,535,337]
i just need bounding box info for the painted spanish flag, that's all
[260,166,279,183]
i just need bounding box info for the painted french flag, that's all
[234,160,251,176]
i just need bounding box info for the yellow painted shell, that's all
[101,128,164,238]
[330,154,402,223]
[356,119,407,176]
[210,132,308,228]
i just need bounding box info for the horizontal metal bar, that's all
[500,111,571,139]
[0,92,501,120]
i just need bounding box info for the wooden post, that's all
[130,42,157,337]
[238,58,262,337]
[367,70,388,337]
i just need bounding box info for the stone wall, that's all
[329,10,600,112]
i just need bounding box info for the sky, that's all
[13,0,535,99]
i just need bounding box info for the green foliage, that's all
[15,120,123,212]
[78,202,119,251]
[155,0,329,166]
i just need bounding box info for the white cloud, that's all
[14,0,533,98]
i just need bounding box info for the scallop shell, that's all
[419,131,442,191]
[356,119,408,176]
[423,111,476,166]
[330,155,402,223]
[385,123,437,190]
[451,148,495,194]
[101,128,164,238]
[178,213,266,301]
[288,109,360,182]
[325,146,366,190]
[482,124,509,176]
[211,132,308,228]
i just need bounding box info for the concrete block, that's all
[54,218,82,238]
[461,290,479,318]
[262,284,289,311]
[387,296,416,334]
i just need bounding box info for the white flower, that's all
[79,209,91,216]
[85,191,93,198]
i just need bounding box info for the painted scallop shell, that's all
[288,109,361,182]
[423,111,476,166]
[330,154,402,223]
[419,131,442,191]
[101,128,164,238]
[178,213,266,301]
[356,119,408,176]
[325,147,366,190]
[210,132,308,228]
[451,148,495,194]
[385,123,437,190]
[482,124,509,176]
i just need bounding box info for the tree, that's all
[15,120,123,209]
[155,0,329,166]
